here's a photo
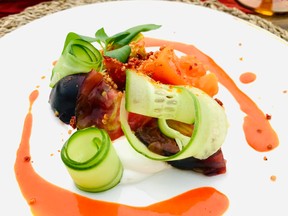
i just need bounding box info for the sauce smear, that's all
[144,37,279,152]
[14,89,229,215]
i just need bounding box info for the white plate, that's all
[1,0,288,215]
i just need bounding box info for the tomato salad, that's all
[49,24,229,193]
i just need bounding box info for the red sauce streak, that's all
[14,89,229,215]
[144,37,279,152]
[239,72,256,84]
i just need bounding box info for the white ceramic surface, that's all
[1,1,288,215]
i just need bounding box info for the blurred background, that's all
[0,0,287,30]
[0,0,253,18]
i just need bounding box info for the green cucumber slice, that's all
[125,69,195,124]
[184,87,229,159]
[61,127,123,192]
[120,71,228,160]
[50,38,102,88]
[157,119,190,151]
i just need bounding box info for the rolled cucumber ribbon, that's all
[50,36,102,88]
[61,127,123,192]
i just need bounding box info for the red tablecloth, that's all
[0,0,253,18]
[218,0,253,13]
[0,0,52,18]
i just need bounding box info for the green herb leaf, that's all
[105,32,130,50]
[107,24,161,50]
[105,45,131,63]
[95,28,109,43]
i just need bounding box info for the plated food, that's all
[49,24,229,192]
[3,1,287,215]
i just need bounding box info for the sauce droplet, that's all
[270,175,277,182]
[239,72,257,84]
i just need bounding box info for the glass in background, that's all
[235,0,288,16]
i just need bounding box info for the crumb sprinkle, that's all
[266,114,272,120]
[28,198,36,205]
[270,175,277,182]
[24,156,31,162]
[214,98,223,106]
[267,144,273,150]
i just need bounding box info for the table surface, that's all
[0,0,287,39]
[261,14,288,30]
[217,0,288,31]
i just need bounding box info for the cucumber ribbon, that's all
[50,33,102,87]
[120,70,229,160]
[61,127,123,192]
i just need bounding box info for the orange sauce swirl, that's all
[14,37,279,215]
[143,37,279,152]
[14,89,229,215]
